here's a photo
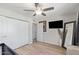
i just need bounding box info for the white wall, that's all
[37,13,77,46]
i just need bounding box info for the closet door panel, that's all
[1,17,29,49]
[0,16,7,44]
[0,16,29,49]
[3,18,17,49]
[0,16,3,43]
[37,23,43,42]
[7,18,29,49]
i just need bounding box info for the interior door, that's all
[0,16,29,49]
[37,23,43,42]
[0,16,5,44]
[32,23,37,42]
[0,16,3,44]
[5,18,29,49]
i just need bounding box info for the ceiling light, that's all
[35,7,42,15]
[35,10,42,15]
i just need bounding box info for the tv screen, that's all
[49,20,63,28]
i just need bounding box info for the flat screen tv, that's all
[49,20,63,28]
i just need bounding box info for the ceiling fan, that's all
[24,3,54,16]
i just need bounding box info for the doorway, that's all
[32,23,37,43]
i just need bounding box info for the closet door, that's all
[0,16,3,44]
[0,17,29,49]
[0,16,29,49]
[37,23,43,42]
[0,16,7,44]
[6,18,29,49]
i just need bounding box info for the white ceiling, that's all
[0,3,79,21]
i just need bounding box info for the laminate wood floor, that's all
[15,42,66,55]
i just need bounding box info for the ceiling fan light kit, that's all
[35,8,42,15]
[35,10,42,15]
[24,3,54,16]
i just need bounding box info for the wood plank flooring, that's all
[15,42,66,55]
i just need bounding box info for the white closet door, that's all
[6,18,29,49]
[0,16,5,44]
[37,23,43,42]
[0,16,29,49]
[0,16,3,43]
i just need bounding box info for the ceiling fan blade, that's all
[43,7,54,11]
[24,9,34,11]
[35,3,39,8]
[33,13,36,16]
[42,13,46,16]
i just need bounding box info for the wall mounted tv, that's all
[49,20,63,28]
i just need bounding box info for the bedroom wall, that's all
[37,13,77,46]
